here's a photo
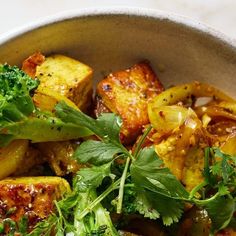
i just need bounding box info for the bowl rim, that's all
[0,7,236,50]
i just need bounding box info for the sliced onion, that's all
[219,101,236,115]
[148,105,196,134]
[202,114,211,128]
[148,82,234,109]
[195,106,236,121]
[221,134,236,156]
[194,97,213,107]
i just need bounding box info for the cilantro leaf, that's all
[74,140,122,165]
[134,191,160,220]
[56,102,130,166]
[57,192,79,214]
[203,147,217,186]
[56,102,122,143]
[198,147,236,232]
[130,146,187,225]
[130,146,189,199]
[218,183,230,196]
[74,162,112,192]
[28,214,57,236]
[134,188,184,225]
[18,216,28,235]
[95,112,122,142]
[204,196,235,232]
[147,190,184,225]
[212,147,235,183]
[210,161,221,176]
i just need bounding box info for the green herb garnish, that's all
[28,102,236,235]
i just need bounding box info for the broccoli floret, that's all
[75,190,119,236]
[0,64,39,121]
[0,64,92,146]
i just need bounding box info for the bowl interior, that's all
[0,10,236,96]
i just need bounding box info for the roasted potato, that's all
[13,145,46,176]
[0,140,28,180]
[96,62,164,144]
[36,141,81,176]
[0,177,70,233]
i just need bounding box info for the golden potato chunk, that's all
[0,140,28,180]
[37,141,81,176]
[154,115,206,190]
[96,62,164,144]
[13,145,46,176]
[0,177,70,233]
[35,54,93,111]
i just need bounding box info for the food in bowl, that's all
[0,52,235,235]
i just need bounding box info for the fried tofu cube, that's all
[96,62,164,144]
[22,52,45,78]
[0,177,70,232]
[35,54,93,111]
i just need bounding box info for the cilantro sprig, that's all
[29,102,236,235]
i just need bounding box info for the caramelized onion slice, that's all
[149,105,197,134]
[218,101,236,114]
[148,82,234,109]
[195,106,236,121]
[221,134,236,156]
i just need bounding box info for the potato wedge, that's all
[0,140,28,180]
[35,54,93,111]
[96,62,164,144]
[13,145,46,176]
[0,176,70,232]
[37,141,81,176]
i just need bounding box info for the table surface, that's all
[1,0,236,39]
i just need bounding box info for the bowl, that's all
[1,8,236,235]
[0,7,236,96]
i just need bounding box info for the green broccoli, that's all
[0,64,92,146]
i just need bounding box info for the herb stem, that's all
[76,178,122,220]
[189,181,207,200]
[117,157,131,214]
[124,183,135,188]
[194,192,220,205]
[133,125,152,158]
